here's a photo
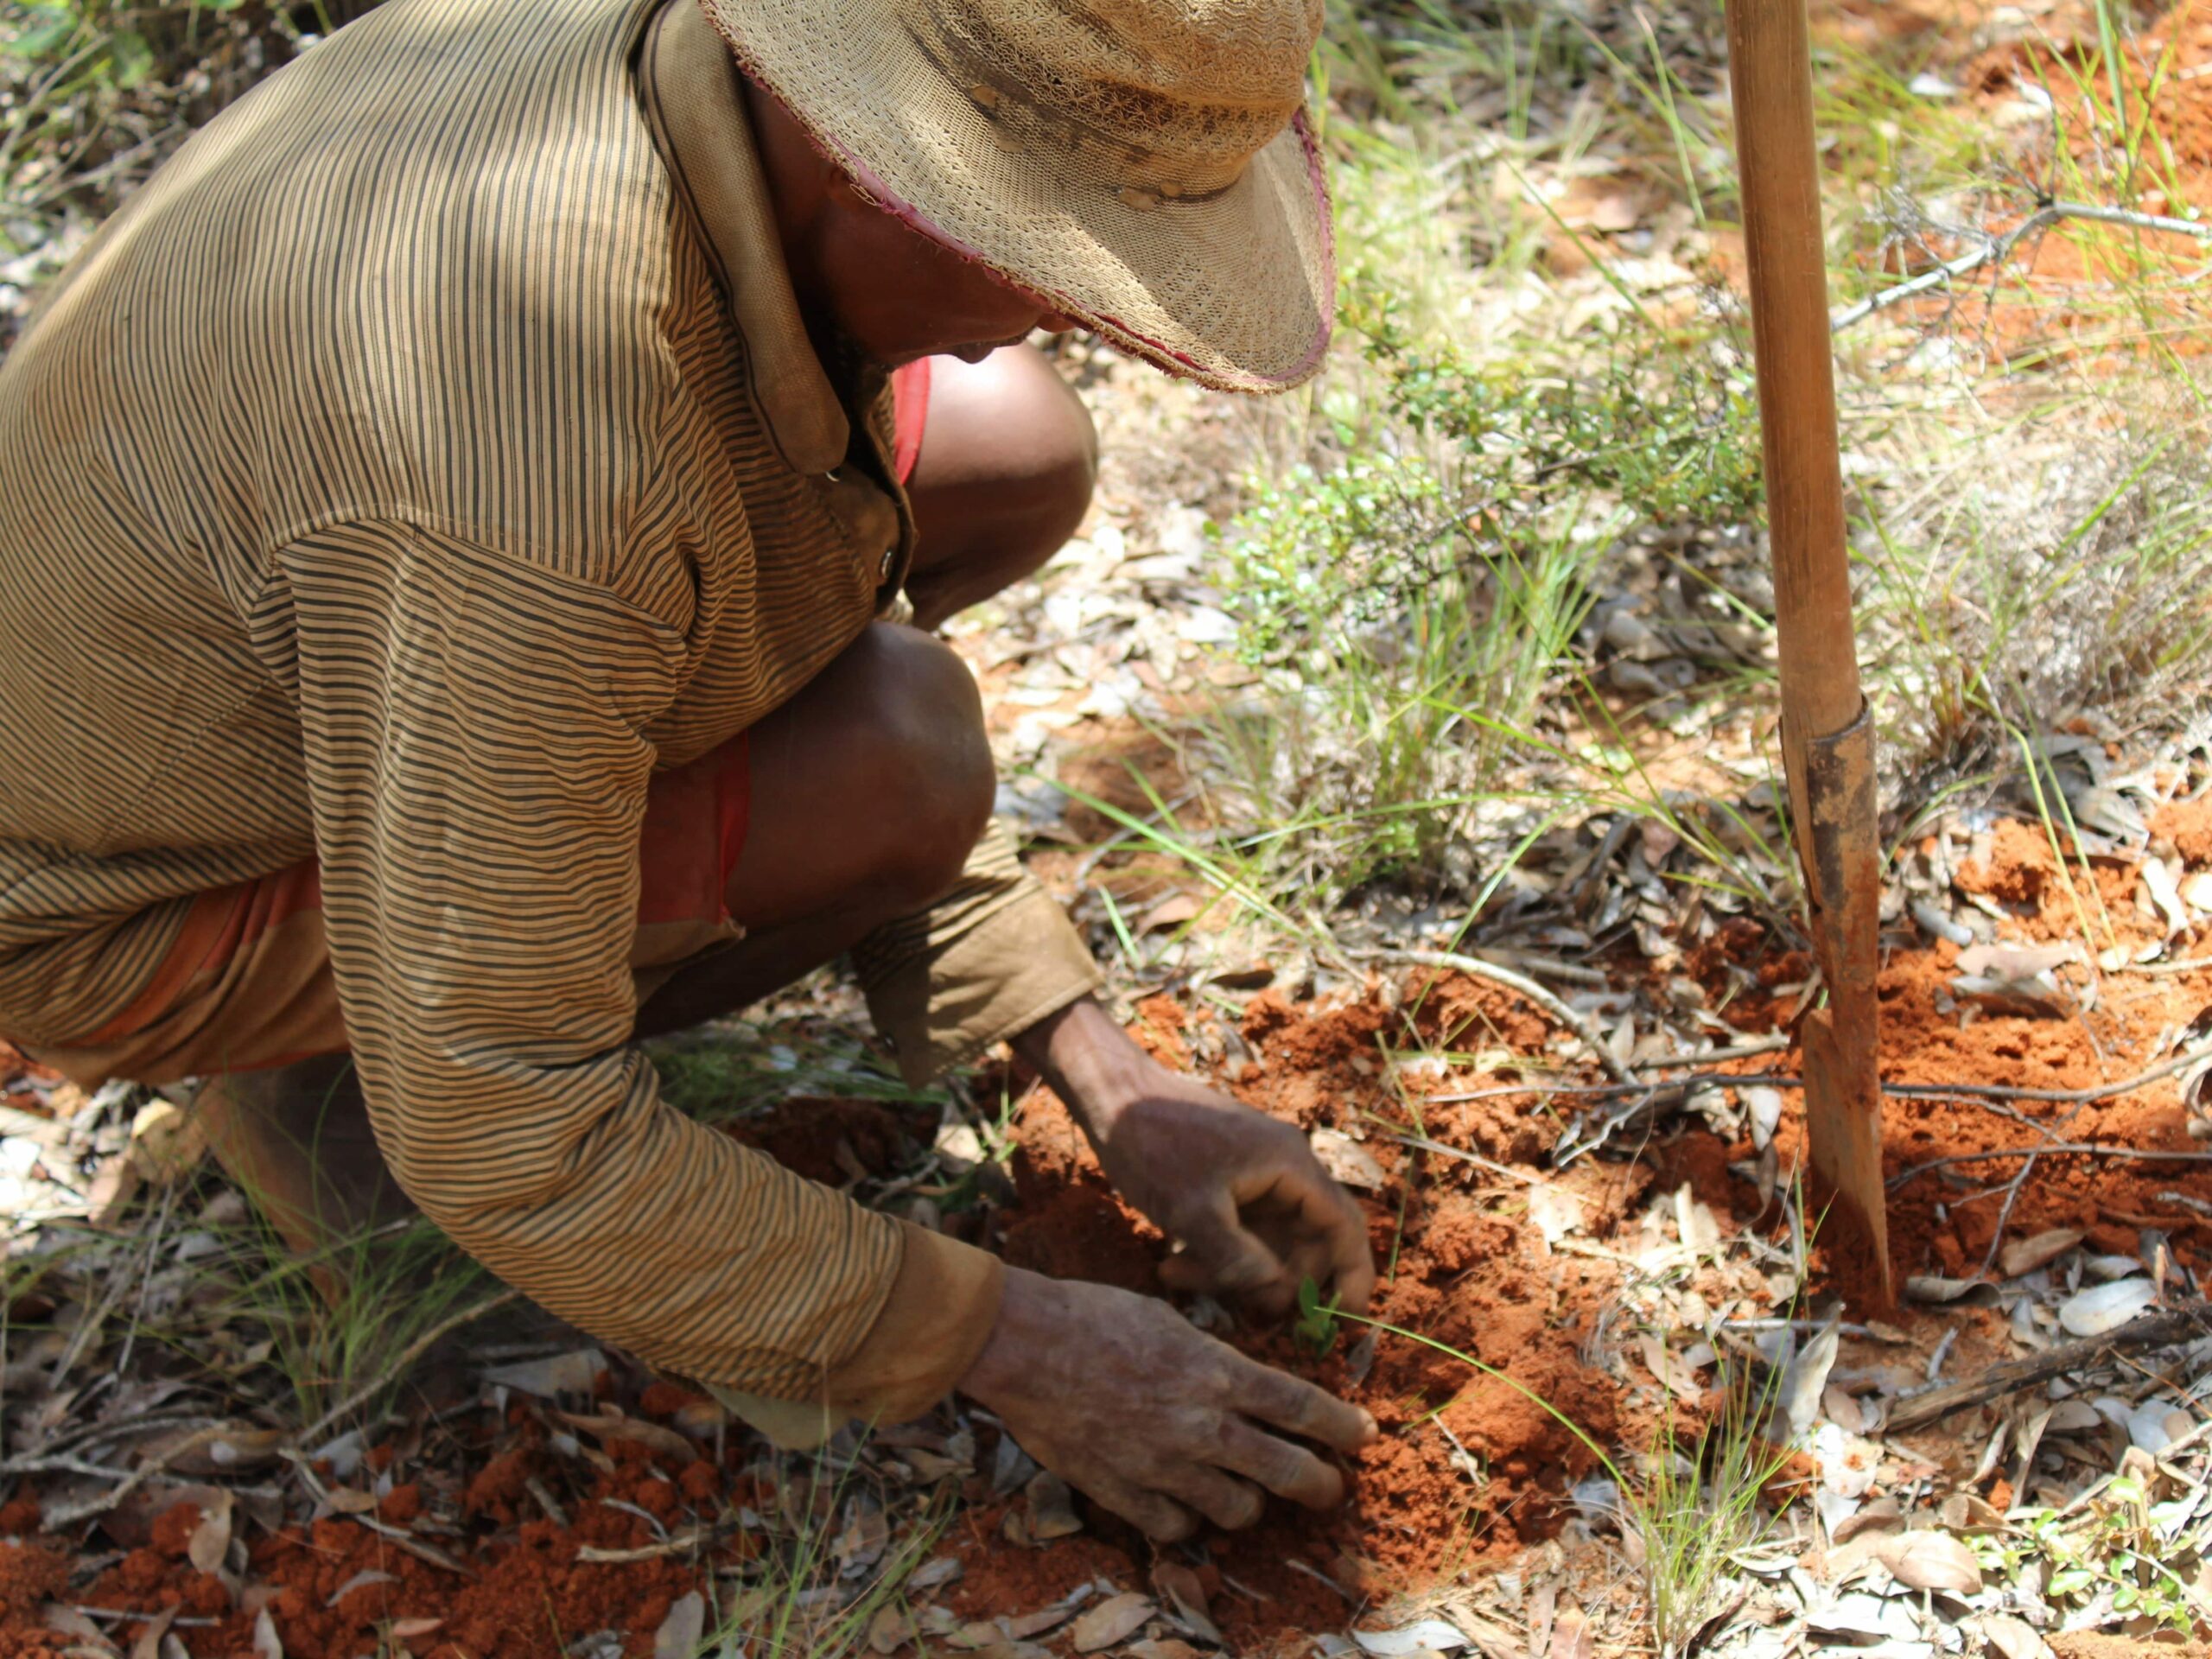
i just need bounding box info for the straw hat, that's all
[696,0,1336,392]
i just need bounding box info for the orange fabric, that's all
[890,359,931,486]
[38,733,753,1084]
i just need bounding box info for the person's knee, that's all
[906,346,1097,626]
[993,348,1098,551]
[842,625,995,908]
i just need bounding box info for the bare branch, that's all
[1831,198,2212,333]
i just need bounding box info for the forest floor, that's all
[6,0,2212,1654]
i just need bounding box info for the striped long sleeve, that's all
[274,518,905,1397]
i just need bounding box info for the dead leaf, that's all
[129,1607,176,1659]
[1127,1643,1204,1659]
[1548,1608,1593,1659]
[387,1619,444,1644]
[185,1490,232,1576]
[1874,1530,1983,1595]
[1150,1561,1219,1644]
[1526,1185,1586,1245]
[1903,1275,1999,1307]
[836,1504,889,1572]
[2144,860,2191,939]
[552,1409,696,1462]
[1022,1471,1082,1541]
[98,1483,231,1551]
[44,1606,116,1654]
[251,1608,284,1659]
[1637,1332,1704,1396]
[1309,1128,1387,1191]
[1955,942,2084,979]
[1832,1497,1904,1544]
[1135,893,1201,934]
[2000,1228,2083,1278]
[319,1487,377,1516]
[652,1592,704,1659]
[1979,1612,2052,1659]
[127,1098,207,1182]
[1070,1592,1154,1653]
[867,1608,912,1656]
[1774,1322,1840,1442]
[480,1348,606,1398]
[1674,1184,1719,1253]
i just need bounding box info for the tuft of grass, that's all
[1860,412,2212,782]
[1630,1360,1789,1658]
[650,1020,953,1128]
[1346,1312,1797,1659]
[220,1206,486,1434]
[699,1442,948,1659]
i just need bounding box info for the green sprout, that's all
[1292,1275,1343,1357]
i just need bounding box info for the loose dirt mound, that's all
[966,982,1640,1645]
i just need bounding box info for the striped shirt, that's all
[0,0,1097,1407]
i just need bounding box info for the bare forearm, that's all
[1010,993,1157,1141]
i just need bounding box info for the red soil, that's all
[6,807,2207,1656]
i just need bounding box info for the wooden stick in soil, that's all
[1726,0,1891,1302]
[1885,1301,2212,1432]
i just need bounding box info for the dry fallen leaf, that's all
[866,1607,912,1656]
[1022,1470,1082,1541]
[652,1592,704,1659]
[1874,1530,1983,1595]
[251,1608,284,1659]
[552,1408,696,1462]
[185,1490,232,1576]
[1831,1497,1904,1544]
[1979,1612,2052,1659]
[45,1606,117,1655]
[1526,1184,1586,1245]
[1309,1128,1387,1191]
[129,1606,177,1659]
[1071,1592,1154,1653]
[1999,1228,2083,1278]
[2058,1277,2157,1337]
[1150,1560,1219,1644]
[1548,1607,1594,1659]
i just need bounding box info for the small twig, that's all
[67,1608,219,1629]
[1626,1034,1793,1069]
[296,1287,521,1449]
[1354,949,1634,1082]
[1974,1154,2039,1278]
[524,1476,570,1529]
[1886,1301,2212,1432]
[281,1450,471,1574]
[1892,1141,2212,1191]
[1427,1048,2207,1110]
[39,1427,226,1531]
[574,1524,728,1564]
[1833,196,2212,331]
[1390,1132,1543,1186]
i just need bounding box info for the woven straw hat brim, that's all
[697,0,1336,393]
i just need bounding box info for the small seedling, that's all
[1293,1275,1342,1357]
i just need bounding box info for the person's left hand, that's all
[1013,997,1376,1319]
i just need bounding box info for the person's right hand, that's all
[957,1266,1376,1541]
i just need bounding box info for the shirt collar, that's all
[637,0,849,477]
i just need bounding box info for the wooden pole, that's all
[1726,0,1891,1300]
